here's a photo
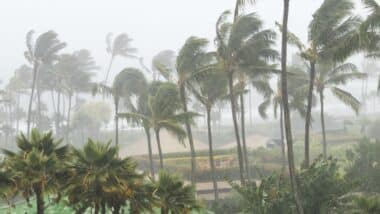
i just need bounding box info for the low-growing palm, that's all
[2,129,69,214]
[152,171,200,214]
[65,139,148,214]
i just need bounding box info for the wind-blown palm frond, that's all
[331,87,361,114]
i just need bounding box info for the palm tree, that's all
[65,139,147,214]
[277,0,360,167]
[118,82,196,170]
[176,36,211,186]
[152,171,200,214]
[314,62,365,159]
[191,65,228,200]
[280,0,304,213]
[2,129,69,214]
[259,67,309,170]
[55,50,98,141]
[93,68,147,145]
[139,50,176,81]
[215,9,276,183]
[104,33,137,83]
[24,30,66,135]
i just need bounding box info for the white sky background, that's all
[0,0,374,118]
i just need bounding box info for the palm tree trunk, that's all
[206,107,219,200]
[161,207,169,214]
[320,90,327,160]
[94,203,99,214]
[27,62,39,136]
[239,93,249,179]
[66,94,72,143]
[101,200,106,214]
[304,61,316,168]
[155,129,164,169]
[179,85,197,186]
[112,205,121,214]
[280,103,286,171]
[16,92,20,134]
[228,72,245,184]
[114,98,119,145]
[33,185,44,214]
[56,90,61,136]
[145,127,155,179]
[281,0,304,213]
[104,55,114,84]
[37,83,42,129]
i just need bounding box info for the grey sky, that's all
[0,0,366,83]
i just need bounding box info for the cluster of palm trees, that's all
[2,0,380,213]
[0,129,199,214]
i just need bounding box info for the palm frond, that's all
[331,87,360,114]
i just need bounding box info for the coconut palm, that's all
[104,33,137,83]
[24,30,66,135]
[93,68,147,145]
[277,0,360,167]
[215,9,276,183]
[190,65,228,200]
[314,62,365,159]
[55,50,98,141]
[176,36,211,185]
[280,0,304,213]
[118,82,196,170]
[152,171,200,214]
[65,139,148,214]
[259,66,309,170]
[2,129,69,214]
[139,50,176,81]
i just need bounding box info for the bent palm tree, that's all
[104,33,137,83]
[191,65,228,200]
[118,82,196,169]
[93,68,147,145]
[24,30,66,135]
[277,0,360,167]
[280,0,304,213]
[315,63,365,159]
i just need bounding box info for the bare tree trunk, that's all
[114,98,119,145]
[281,0,304,213]
[27,62,39,136]
[228,72,245,184]
[66,94,72,143]
[145,127,155,179]
[240,93,250,179]
[155,129,164,169]
[304,61,316,168]
[179,85,197,186]
[207,107,219,200]
[280,104,286,172]
[104,55,114,84]
[320,90,327,160]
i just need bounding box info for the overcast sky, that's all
[1,0,364,81]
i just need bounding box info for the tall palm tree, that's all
[2,129,69,214]
[118,82,196,169]
[176,36,210,185]
[93,68,147,145]
[65,139,147,214]
[104,33,137,83]
[215,9,275,183]
[314,62,365,159]
[152,171,200,214]
[280,0,304,213]
[277,0,361,167]
[24,30,66,135]
[259,67,309,170]
[191,65,228,200]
